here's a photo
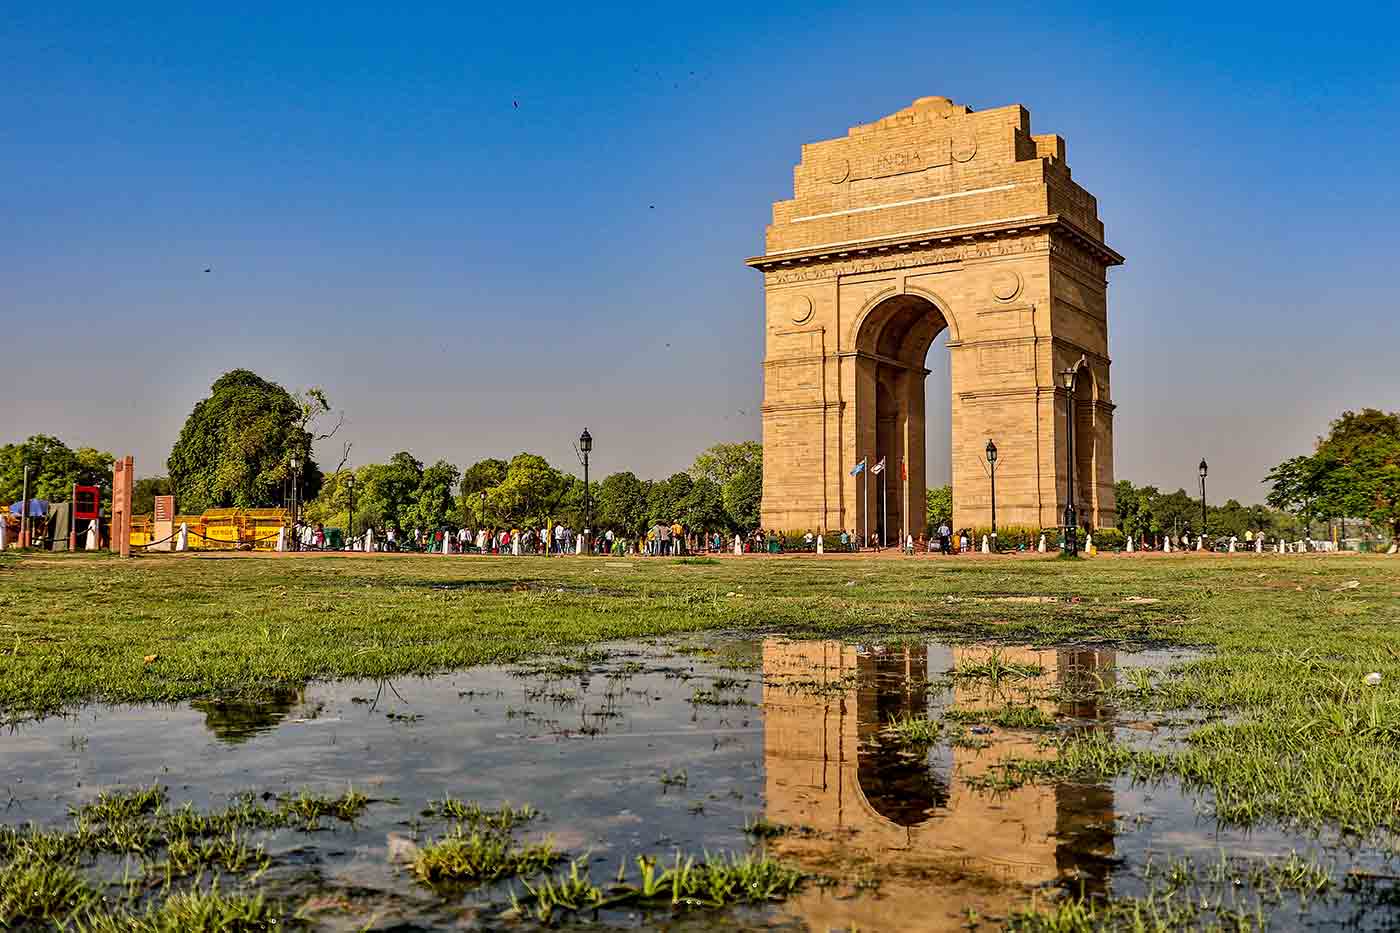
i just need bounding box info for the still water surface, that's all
[3,637,1395,930]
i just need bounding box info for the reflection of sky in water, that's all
[1,638,1396,931]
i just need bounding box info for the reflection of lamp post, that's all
[1061,361,1084,557]
[1198,459,1209,547]
[985,439,998,551]
[579,428,593,552]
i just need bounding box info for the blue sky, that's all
[5,1,1398,503]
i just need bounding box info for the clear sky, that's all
[5,1,1398,504]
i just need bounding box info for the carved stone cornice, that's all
[748,213,1122,285]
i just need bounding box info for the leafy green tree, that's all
[925,484,952,533]
[0,435,115,504]
[690,441,762,488]
[407,460,460,531]
[1269,409,1400,541]
[595,471,650,537]
[459,457,508,520]
[486,454,569,528]
[375,452,424,531]
[692,441,762,530]
[132,476,174,515]
[722,459,762,531]
[647,472,693,527]
[679,477,728,532]
[167,370,324,512]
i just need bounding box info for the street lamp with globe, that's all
[985,439,998,551]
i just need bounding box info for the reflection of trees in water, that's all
[854,646,949,827]
[192,689,303,744]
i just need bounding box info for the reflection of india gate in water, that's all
[761,640,1117,931]
[748,97,1123,534]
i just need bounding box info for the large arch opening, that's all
[855,294,952,543]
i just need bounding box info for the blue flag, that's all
[850,459,867,477]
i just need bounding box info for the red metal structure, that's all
[70,484,101,551]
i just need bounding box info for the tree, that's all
[692,441,763,530]
[690,441,762,488]
[1267,409,1400,540]
[407,460,461,531]
[648,472,694,527]
[595,471,650,537]
[486,454,569,528]
[925,484,952,533]
[723,459,762,531]
[0,435,114,504]
[132,476,174,515]
[679,477,728,532]
[167,370,323,512]
[459,458,508,525]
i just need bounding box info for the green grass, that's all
[411,827,561,884]
[1009,849,1340,931]
[421,797,539,831]
[882,712,942,744]
[5,551,1400,841]
[507,851,807,923]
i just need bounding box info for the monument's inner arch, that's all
[748,96,1123,536]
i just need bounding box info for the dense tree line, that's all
[0,436,113,503]
[1266,408,1400,540]
[300,442,763,538]
[9,369,1394,546]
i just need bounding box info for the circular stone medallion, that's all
[787,294,814,324]
[828,159,850,184]
[990,270,1021,302]
[952,134,977,163]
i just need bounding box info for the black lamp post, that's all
[579,428,593,551]
[347,473,355,548]
[1198,459,1208,548]
[289,456,302,550]
[1061,361,1083,557]
[985,439,998,551]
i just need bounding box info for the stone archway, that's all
[748,96,1122,535]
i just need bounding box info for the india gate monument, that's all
[747,96,1122,537]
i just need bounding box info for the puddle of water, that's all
[3,638,1397,930]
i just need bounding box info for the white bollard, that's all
[816,535,824,555]
[1255,537,1263,554]
[175,522,188,552]
[276,526,287,552]
[1229,537,1237,553]
[1085,534,1093,553]
[1196,535,1203,552]
[733,534,742,556]
[1165,537,1172,553]
[981,535,989,553]
[1038,534,1047,553]
[1126,535,1134,553]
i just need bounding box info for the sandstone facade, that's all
[748,96,1122,535]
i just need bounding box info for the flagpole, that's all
[902,459,908,551]
[862,468,867,549]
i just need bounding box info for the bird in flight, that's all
[203,268,212,273]
[513,100,519,109]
